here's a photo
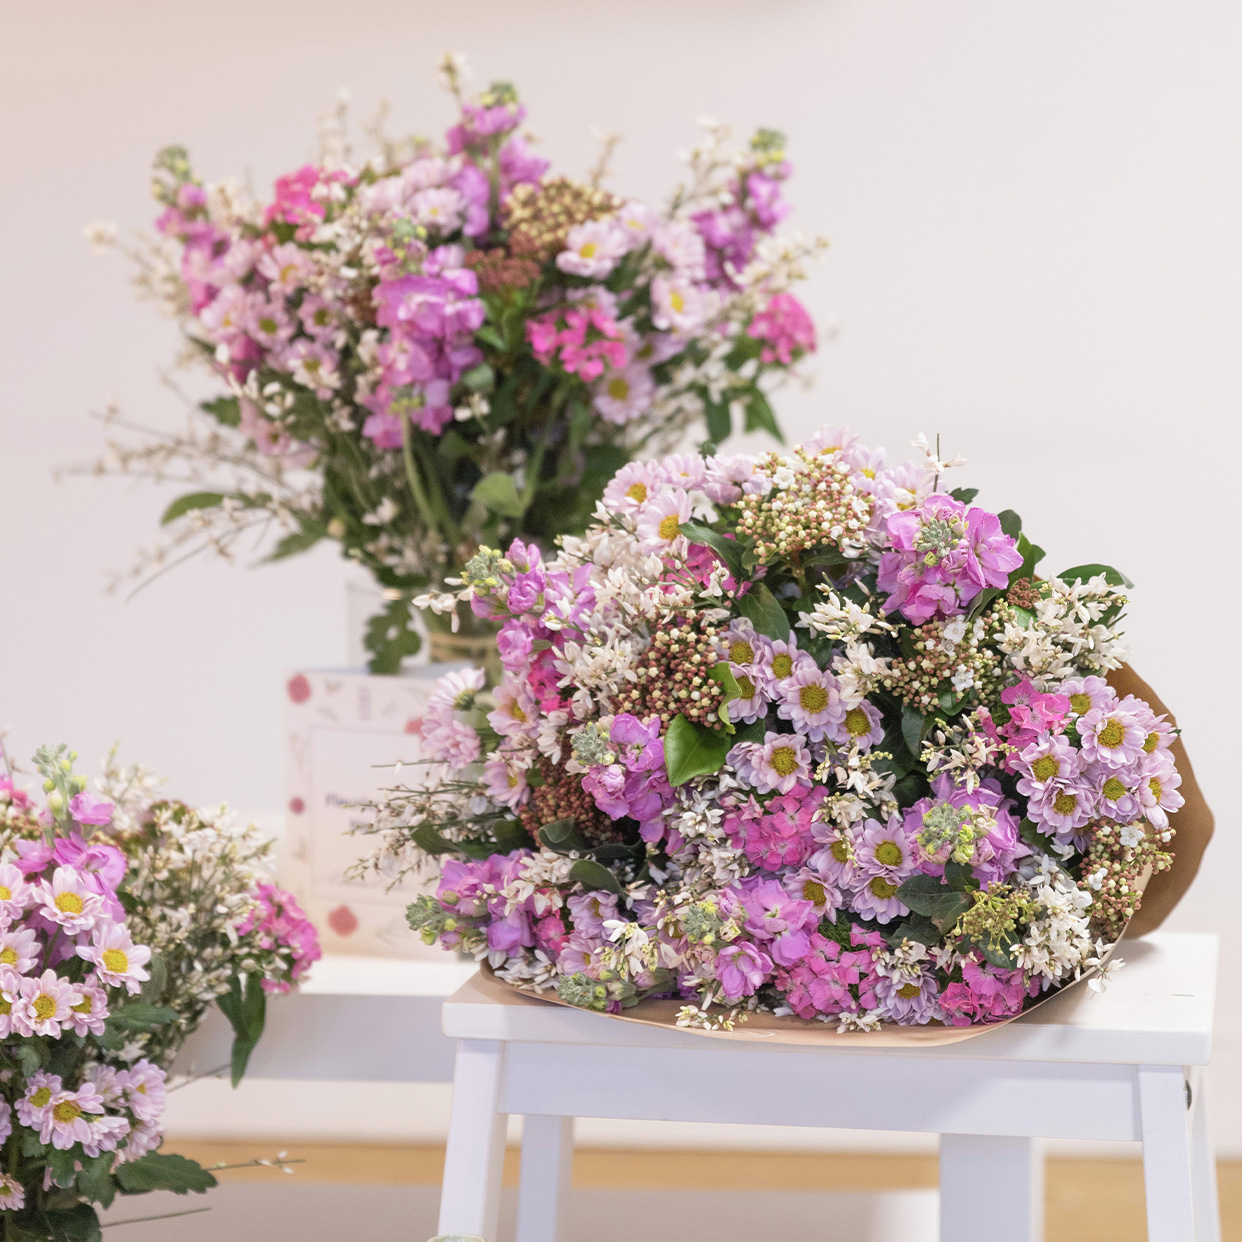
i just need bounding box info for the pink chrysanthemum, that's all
[77,923,152,995]
[37,866,104,934]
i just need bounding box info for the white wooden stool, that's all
[436,931,1219,1242]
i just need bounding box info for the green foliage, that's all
[265,522,327,562]
[948,486,978,504]
[743,389,783,441]
[680,521,747,580]
[1058,562,1134,589]
[664,715,733,786]
[199,395,241,427]
[569,858,624,897]
[105,1002,177,1033]
[215,972,267,1088]
[896,874,974,932]
[38,1202,102,1242]
[362,593,422,675]
[114,1152,218,1195]
[159,491,227,525]
[736,582,791,641]
[471,471,526,518]
[538,817,590,854]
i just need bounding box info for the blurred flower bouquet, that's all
[87,57,822,671]
[356,427,1181,1033]
[0,748,225,1238]
[2,748,319,1094]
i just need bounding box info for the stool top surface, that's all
[299,955,477,997]
[441,931,1218,1066]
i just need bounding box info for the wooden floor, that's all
[167,1140,1241,1241]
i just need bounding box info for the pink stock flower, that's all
[716,942,772,1001]
[747,292,816,364]
[239,884,322,993]
[67,791,114,827]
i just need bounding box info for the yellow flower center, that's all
[52,1101,81,1124]
[625,482,648,503]
[0,998,10,1016]
[802,879,826,905]
[769,746,799,777]
[799,685,829,714]
[658,514,682,541]
[729,640,755,665]
[770,653,793,680]
[32,995,57,1021]
[258,316,278,334]
[861,467,876,479]
[669,289,685,313]
[0,949,17,967]
[579,241,598,258]
[869,877,898,900]
[1101,777,1127,802]
[507,773,520,789]
[736,674,756,699]
[510,703,527,722]
[844,708,870,737]
[607,376,630,400]
[1143,732,1159,754]
[54,892,83,916]
[29,1088,51,1109]
[1053,791,1079,816]
[874,841,904,867]
[1031,755,1060,782]
[1069,694,1091,714]
[102,949,129,975]
[1149,777,1163,801]
[898,982,922,999]
[1098,719,1125,748]
[71,998,93,1015]
[0,887,11,902]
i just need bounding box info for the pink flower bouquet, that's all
[357,428,1181,1034]
[90,61,821,671]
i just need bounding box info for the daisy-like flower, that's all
[782,865,843,921]
[0,863,31,926]
[635,487,692,556]
[427,667,487,715]
[123,1060,168,1124]
[0,926,40,976]
[77,923,153,995]
[1078,707,1147,769]
[1138,751,1185,830]
[83,1113,131,1159]
[650,274,705,333]
[658,453,709,492]
[16,1072,62,1129]
[557,219,628,278]
[410,186,465,234]
[487,682,538,745]
[849,870,909,924]
[283,338,341,397]
[0,969,22,1037]
[729,731,813,795]
[855,817,919,882]
[810,825,862,892]
[1029,779,1096,838]
[37,866,103,934]
[16,970,79,1038]
[1093,770,1143,825]
[601,461,662,515]
[0,1098,11,1144]
[825,700,885,749]
[120,1118,164,1162]
[1014,733,1083,801]
[256,241,311,294]
[593,364,655,426]
[615,200,658,244]
[652,221,706,277]
[726,669,769,725]
[66,978,109,1036]
[777,665,846,741]
[874,968,942,1025]
[755,636,815,698]
[1059,675,1115,718]
[0,1173,23,1211]
[40,1084,106,1150]
[84,1063,128,1107]
[248,298,294,348]
[297,294,337,340]
[481,756,531,809]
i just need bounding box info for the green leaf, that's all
[492,820,533,854]
[538,818,590,854]
[886,914,940,947]
[76,1152,118,1209]
[896,874,974,929]
[704,396,731,444]
[1057,562,1134,590]
[964,935,1020,970]
[743,389,783,442]
[363,593,422,675]
[160,491,227,525]
[140,953,169,1005]
[200,395,241,427]
[663,714,733,786]
[106,1003,177,1032]
[900,704,927,761]
[475,324,506,352]
[412,823,459,856]
[265,523,326,562]
[891,772,925,808]
[569,858,624,897]
[736,582,791,642]
[461,362,495,393]
[708,662,742,701]
[42,1203,102,1242]
[215,972,266,1088]
[115,1152,218,1196]
[1018,817,1061,857]
[1012,533,1046,584]
[471,471,526,519]
[948,487,978,504]
[680,521,746,580]
[944,860,980,892]
[996,509,1022,541]
[48,1145,79,1190]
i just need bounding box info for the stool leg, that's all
[438,1040,508,1241]
[1188,1070,1221,1242]
[1138,1065,1196,1242]
[940,1134,1043,1242]
[515,1115,574,1242]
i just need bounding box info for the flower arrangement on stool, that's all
[84,55,822,671]
[0,744,320,1238]
[357,427,1182,1035]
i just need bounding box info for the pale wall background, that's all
[2,0,1239,1151]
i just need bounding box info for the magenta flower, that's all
[878,494,1022,623]
[716,942,773,1001]
[68,791,114,827]
[726,877,818,967]
[773,933,869,1020]
[747,292,816,365]
[939,957,1032,1026]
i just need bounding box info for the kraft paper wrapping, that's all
[481,668,1207,1044]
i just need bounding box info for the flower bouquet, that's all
[356,427,1184,1036]
[86,58,821,671]
[0,748,224,1238]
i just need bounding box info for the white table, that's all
[436,931,1220,1242]
[175,956,478,1082]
